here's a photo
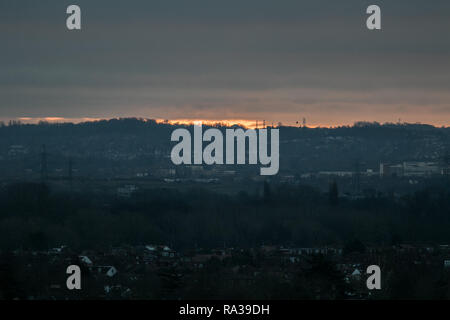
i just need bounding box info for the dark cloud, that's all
[0,0,449,125]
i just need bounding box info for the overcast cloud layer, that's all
[1,0,449,126]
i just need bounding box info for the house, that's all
[91,266,118,277]
[160,246,177,258]
[380,163,403,177]
[79,255,93,266]
[143,244,178,261]
[351,268,362,279]
[145,245,157,252]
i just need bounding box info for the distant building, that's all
[403,162,440,176]
[90,266,118,277]
[8,145,28,157]
[442,167,450,176]
[318,171,353,177]
[144,244,177,259]
[351,269,362,279]
[79,255,93,266]
[380,163,403,177]
[380,161,441,177]
[364,169,374,176]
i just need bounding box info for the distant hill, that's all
[0,118,449,177]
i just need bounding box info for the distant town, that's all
[5,242,450,300]
[1,119,449,186]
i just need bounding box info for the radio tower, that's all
[40,144,48,183]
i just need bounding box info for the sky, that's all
[0,0,449,127]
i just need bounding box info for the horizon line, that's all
[1,117,448,129]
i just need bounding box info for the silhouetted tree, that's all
[0,251,21,300]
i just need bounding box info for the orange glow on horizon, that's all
[7,117,447,129]
[155,118,260,129]
[154,119,330,129]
